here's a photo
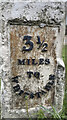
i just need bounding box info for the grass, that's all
[24,45,67,119]
[0,79,1,90]
[0,79,1,118]
[62,45,67,117]
[31,45,67,119]
[0,45,67,119]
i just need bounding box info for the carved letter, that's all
[27,71,33,78]
[18,59,25,65]
[34,72,40,79]
[27,59,30,65]
[12,76,19,83]
[39,58,44,65]
[32,59,37,65]
[45,59,50,65]
[13,84,20,92]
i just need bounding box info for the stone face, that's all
[1,1,65,118]
[10,25,57,109]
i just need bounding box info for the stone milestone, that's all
[1,1,65,118]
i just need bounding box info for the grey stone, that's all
[0,1,65,118]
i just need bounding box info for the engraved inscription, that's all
[10,25,57,108]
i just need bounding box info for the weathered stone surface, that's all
[10,25,57,108]
[0,1,65,118]
[1,2,65,24]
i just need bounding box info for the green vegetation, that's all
[25,96,29,118]
[37,45,67,119]
[62,45,67,117]
[0,79,1,118]
[0,46,67,119]
[37,105,61,119]
[25,45,67,119]
[0,79,1,89]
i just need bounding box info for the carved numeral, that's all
[41,43,48,52]
[37,36,41,44]
[37,40,45,49]
[37,36,48,52]
[22,36,33,52]
[22,36,48,52]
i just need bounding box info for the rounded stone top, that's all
[1,2,65,25]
